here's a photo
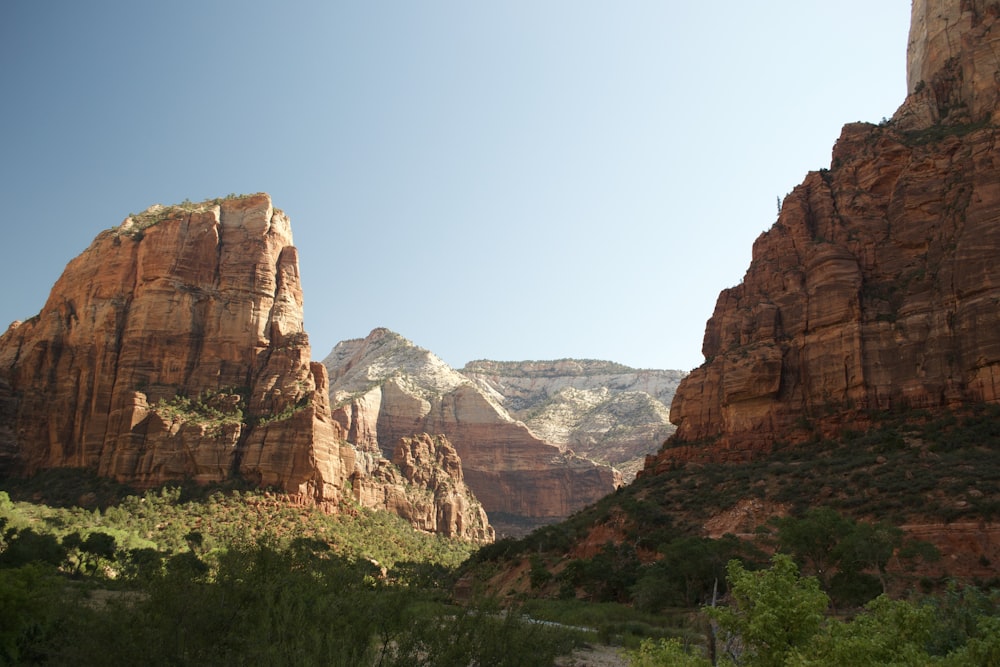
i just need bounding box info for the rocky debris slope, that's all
[0,195,492,541]
[651,0,1000,468]
[462,360,684,480]
[324,329,622,532]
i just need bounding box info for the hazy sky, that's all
[2,2,911,372]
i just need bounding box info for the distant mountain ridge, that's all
[462,359,684,479]
[323,329,685,534]
[323,329,619,536]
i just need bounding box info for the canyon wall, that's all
[325,329,622,531]
[652,0,1000,468]
[0,194,352,503]
[353,433,493,542]
[0,196,492,541]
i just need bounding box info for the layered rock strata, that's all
[653,0,1000,468]
[0,194,354,504]
[0,195,494,540]
[462,360,684,480]
[325,329,621,526]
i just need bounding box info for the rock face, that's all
[0,196,494,541]
[0,194,353,503]
[324,329,622,531]
[654,0,1000,467]
[462,360,684,480]
[352,433,493,541]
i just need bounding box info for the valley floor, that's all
[556,644,628,667]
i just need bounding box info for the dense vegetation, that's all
[3,405,1000,665]
[470,406,1000,603]
[0,473,584,665]
[464,406,1000,663]
[627,555,1000,666]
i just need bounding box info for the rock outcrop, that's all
[0,196,493,541]
[651,0,1000,468]
[462,360,684,479]
[0,194,352,503]
[352,433,493,541]
[325,329,622,533]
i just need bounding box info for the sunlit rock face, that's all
[324,328,622,524]
[650,0,1000,469]
[904,0,1000,127]
[462,359,684,481]
[0,194,352,505]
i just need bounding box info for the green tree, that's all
[836,520,903,593]
[80,531,117,575]
[632,535,743,611]
[626,637,713,667]
[785,595,939,666]
[773,507,853,589]
[942,615,1000,666]
[707,554,828,667]
[0,564,80,663]
[0,528,66,568]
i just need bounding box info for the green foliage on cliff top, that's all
[118,192,265,237]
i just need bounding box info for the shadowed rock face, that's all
[353,433,494,542]
[325,329,622,523]
[653,0,1000,468]
[0,194,351,503]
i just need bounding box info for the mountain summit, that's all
[324,329,625,535]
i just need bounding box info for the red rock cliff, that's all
[0,194,354,503]
[656,0,1000,465]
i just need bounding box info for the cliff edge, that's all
[651,0,1000,468]
[0,196,494,541]
[0,194,354,503]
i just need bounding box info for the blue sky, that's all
[1,2,910,372]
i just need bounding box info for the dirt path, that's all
[556,644,629,667]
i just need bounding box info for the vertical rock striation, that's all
[653,0,1000,468]
[0,194,352,504]
[0,194,495,539]
[325,329,621,529]
[352,433,494,542]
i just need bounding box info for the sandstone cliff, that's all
[0,195,492,541]
[462,360,684,480]
[352,433,493,541]
[0,194,352,503]
[652,0,1000,468]
[324,329,622,534]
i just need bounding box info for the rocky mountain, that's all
[650,0,1000,470]
[462,360,684,479]
[0,195,490,542]
[353,433,493,542]
[324,329,624,535]
[469,1,1000,596]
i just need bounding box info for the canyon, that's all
[650,0,1000,470]
[325,329,683,535]
[0,195,490,541]
[0,196,680,541]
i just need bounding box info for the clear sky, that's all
[1,2,911,372]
